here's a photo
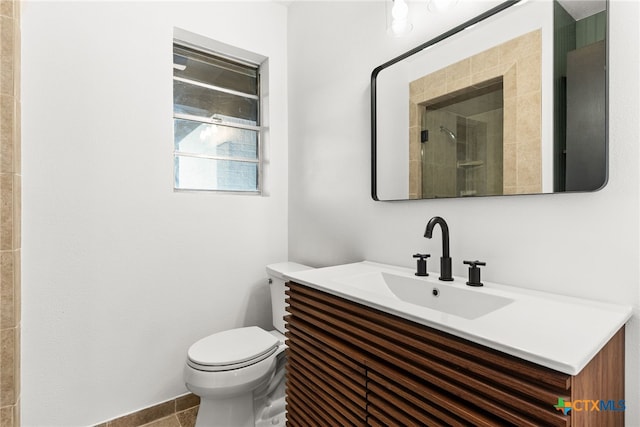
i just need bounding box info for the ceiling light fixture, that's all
[427,0,459,13]
[390,0,413,36]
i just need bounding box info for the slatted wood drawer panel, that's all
[285,282,625,427]
[285,285,368,426]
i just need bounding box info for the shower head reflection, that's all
[439,126,457,142]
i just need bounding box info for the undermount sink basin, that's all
[336,271,513,320]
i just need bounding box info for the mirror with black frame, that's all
[371,0,607,201]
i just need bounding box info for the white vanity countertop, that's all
[284,261,633,375]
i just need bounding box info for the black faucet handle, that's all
[463,260,486,268]
[463,260,486,287]
[413,253,430,277]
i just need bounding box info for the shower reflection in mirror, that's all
[416,80,504,198]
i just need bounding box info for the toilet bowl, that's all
[184,262,312,427]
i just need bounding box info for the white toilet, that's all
[184,262,312,427]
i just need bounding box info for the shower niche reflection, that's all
[418,79,504,198]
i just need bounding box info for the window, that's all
[173,43,262,193]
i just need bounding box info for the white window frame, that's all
[173,28,268,195]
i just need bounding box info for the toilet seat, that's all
[187,326,279,372]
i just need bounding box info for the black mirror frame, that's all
[370,0,609,201]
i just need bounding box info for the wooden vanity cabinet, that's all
[284,282,624,427]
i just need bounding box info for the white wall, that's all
[21,1,288,425]
[288,0,640,424]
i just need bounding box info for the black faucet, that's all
[424,216,453,281]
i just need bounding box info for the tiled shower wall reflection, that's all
[0,0,21,425]
[409,29,542,197]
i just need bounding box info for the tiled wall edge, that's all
[0,0,21,426]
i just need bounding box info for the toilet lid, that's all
[187,326,279,369]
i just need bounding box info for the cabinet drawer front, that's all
[367,367,499,426]
[287,282,570,427]
[285,286,368,426]
[367,359,568,427]
[286,283,569,391]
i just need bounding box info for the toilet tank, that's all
[266,262,313,333]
